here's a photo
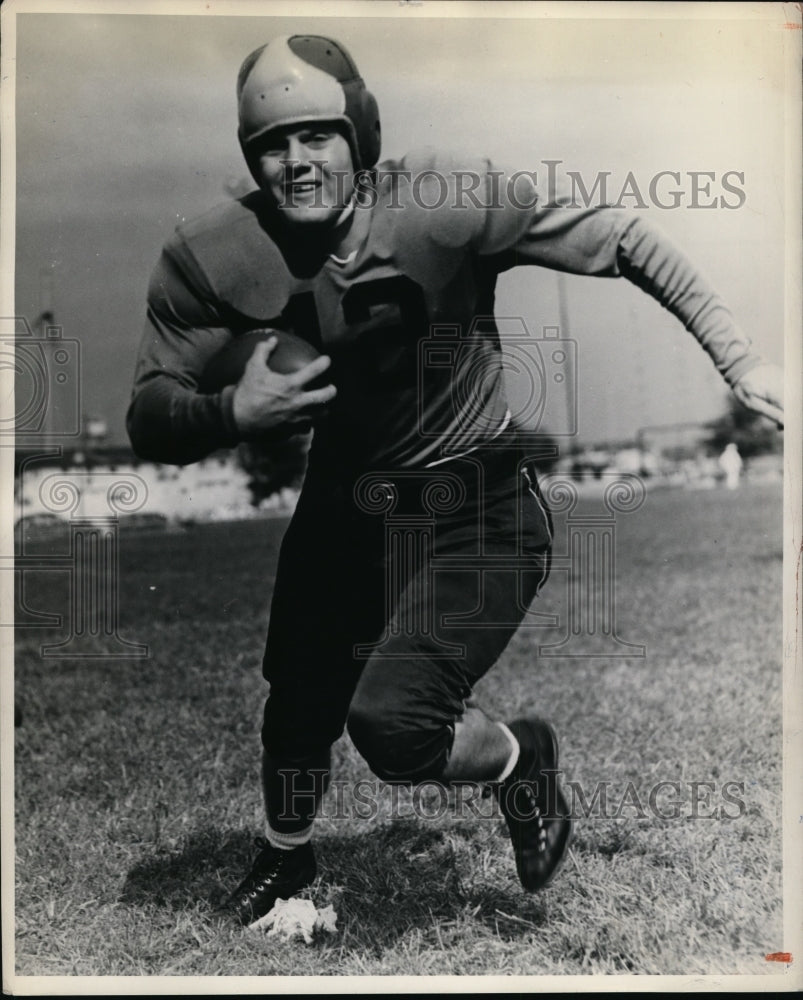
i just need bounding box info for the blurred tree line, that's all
[237,433,310,506]
[705,396,783,459]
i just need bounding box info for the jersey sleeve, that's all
[476,164,764,387]
[126,233,241,465]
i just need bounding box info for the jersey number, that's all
[285,276,428,347]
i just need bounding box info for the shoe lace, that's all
[500,780,549,856]
[238,837,286,899]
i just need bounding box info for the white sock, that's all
[495,723,520,783]
[266,822,313,850]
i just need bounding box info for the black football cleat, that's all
[494,717,572,892]
[230,838,317,925]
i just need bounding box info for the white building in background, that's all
[14,448,288,525]
[132,454,256,522]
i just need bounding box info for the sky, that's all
[7,2,794,448]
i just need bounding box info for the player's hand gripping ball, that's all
[199,328,326,393]
[200,328,335,439]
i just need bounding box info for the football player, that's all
[127,35,783,925]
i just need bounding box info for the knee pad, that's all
[346,697,453,783]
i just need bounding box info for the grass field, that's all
[12,480,785,980]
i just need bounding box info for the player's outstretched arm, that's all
[731,362,784,428]
[481,167,779,412]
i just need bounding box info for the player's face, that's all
[256,124,355,226]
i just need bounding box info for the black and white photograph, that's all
[2,0,801,992]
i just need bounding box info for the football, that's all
[199,328,325,393]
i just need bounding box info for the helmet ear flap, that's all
[341,78,381,169]
[359,89,381,169]
[238,131,263,187]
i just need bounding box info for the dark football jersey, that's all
[128,149,762,468]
